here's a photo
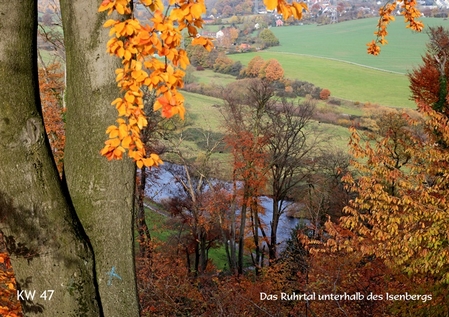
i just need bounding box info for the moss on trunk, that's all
[60,1,139,316]
[0,2,100,316]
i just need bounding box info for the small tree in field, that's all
[320,88,331,100]
[261,59,284,82]
[242,55,265,78]
[258,28,280,48]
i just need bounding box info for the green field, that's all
[228,52,413,108]
[184,91,224,130]
[269,17,449,74]
[195,69,236,86]
[224,17,449,108]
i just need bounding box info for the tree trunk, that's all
[137,166,151,257]
[237,192,249,275]
[0,2,100,315]
[251,199,261,275]
[269,198,280,260]
[199,231,208,272]
[60,1,139,316]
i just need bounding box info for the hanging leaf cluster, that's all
[99,0,308,168]
[99,0,213,168]
[367,0,423,55]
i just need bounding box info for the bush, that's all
[328,98,341,106]
[320,88,331,100]
[289,79,322,98]
[258,29,280,47]
[337,118,352,127]
[315,111,339,125]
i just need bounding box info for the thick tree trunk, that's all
[60,1,139,316]
[0,2,100,316]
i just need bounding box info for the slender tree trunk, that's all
[194,230,200,274]
[227,164,238,274]
[269,198,280,260]
[237,192,249,275]
[0,2,100,315]
[200,231,208,272]
[60,1,139,316]
[137,166,151,257]
[251,201,261,275]
[229,200,237,273]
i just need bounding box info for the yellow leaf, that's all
[153,99,162,111]
[119,123,128,138]
[113,147,125,158]
[124,49,132,61]
[190,3,205,19]
[264,0,278,10]
[137,115,147,129]
[151,153,163,164]
[136,159,144,169]
[143,157,155,167]
[116,3,126,15]
[104,19,117,28]
[124,92,135,104]
[107,126,119,138]
[122,135,132,149]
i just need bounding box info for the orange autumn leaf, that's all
[368,0,423,55]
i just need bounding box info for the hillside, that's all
[225,18,449,108]
[268,17,449,74]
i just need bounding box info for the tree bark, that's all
[60,1,139,316]
[137,166,151,257]
[0,2,100,316]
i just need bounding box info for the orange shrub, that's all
[320,88,331,100]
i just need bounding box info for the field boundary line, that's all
[268,52,407,75]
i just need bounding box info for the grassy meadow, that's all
[268,17,449,74]
[195,69,236,86]
[228,52,413,108]
[224,17,449,108]
[184,91,224,130]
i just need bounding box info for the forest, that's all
[0,0,448,316]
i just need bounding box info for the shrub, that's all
[337,118,352,127]
[258,29,280,47]
[320,88,331,100]
[315,111,339,125]
[328,98,341,106]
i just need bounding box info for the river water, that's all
[144,164,308,245]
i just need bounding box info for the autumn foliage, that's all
[319,88,331,100]
[368,0,423,55]
[98,0,309,168]
[98,0,213,168]
[39,62,65,176]
[92,1,449,316]
[342,110,449,282]
[0,234,22,317]
[241,56,285,82]
[409,26,449,117]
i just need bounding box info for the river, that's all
[144,163,308,246]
